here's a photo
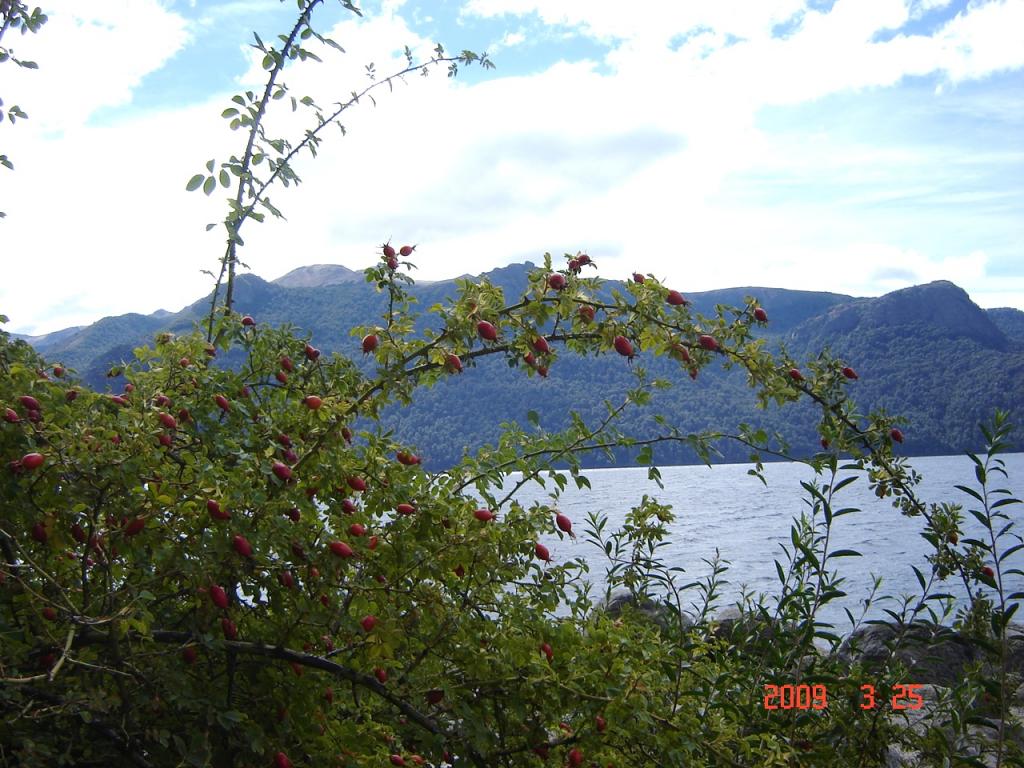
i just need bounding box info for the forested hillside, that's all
[19,264,1024,468]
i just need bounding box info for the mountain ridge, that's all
[10,264,1023,467]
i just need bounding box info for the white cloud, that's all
[1,0,1022,336]
[3,0,191,132]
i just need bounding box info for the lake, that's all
[509,453,1024,630]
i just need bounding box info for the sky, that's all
[1,0,1022,336]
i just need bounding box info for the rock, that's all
[601,592,688,633]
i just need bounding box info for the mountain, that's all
[988,307,1024,346]
[13,265,1023,468]
[272,264,363,288]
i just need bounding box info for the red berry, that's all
[109,395,129,407]
[568,748,584,767]
[278,571,295,589]
[577,305,595,323]
[374,667,388,684]
[4,408,20,423]
[347,476,367,493]
[396,451,421,466]
[348,523,366,537]
[18,395,40,411]
[52,366,64,378]
[342,426,353,443]
[555,513,574,537]
[207,499,230,520]
[890,428,904,444]
[361,615,377,632]
[272,462,292,481]
[632,273,644,284]
[232,535,253,558]
[276,433,292,448]
[982,566,995,579]
[547,273,567,291]
[948,532,959,545]
[535,542,551,562]
[182,646,198,664]
[368,535,379,550]
[304,343,320,361]
[613,336,634,358]
[568,258,580,273]
[241,315,255,326]
[577,253,591,265]
[390,757,406,767]
[697,335,718,352]
[362,334,379,354]
[210,584,229,609]
[383,244,396,258]
[753,307,768,323]
[666,290,688,306]
[477,321,498,342]
[65,389,78,402]
[42,606,57,621]
[158,412,177,430]
[71,523,87,543]
[342,499,357,514]
[123,517,145,537]
[474,509,496,522]
[670,342,691,363]
[842,366,859,380]
[540,642,553,661]
[396,503,416,516]
[454,564,465,578]
[595,714,607,732]
[275,371,288,384]
[30,522,48,543]
[387,255,399,270]
[531,337,550,355]
[303,395,323,410]
[399,245,414,257]
[788,368,804,382]
[215,394,231,412]
[274,751,292,768]
[445,354,463,373]
[280,355,294,373]
[221,618,238,640]
[21,453,44,471]
[330,541,354,558]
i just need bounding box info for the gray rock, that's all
[601,591,690,633]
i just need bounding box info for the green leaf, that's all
[219,169,230,188]
[202,176,216,195]
[827,549,862,559]
[186,174,204,192]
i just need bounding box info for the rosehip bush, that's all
[3,3,1021,766]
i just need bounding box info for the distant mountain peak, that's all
[272,264,361,289]
[813,279,1008,350]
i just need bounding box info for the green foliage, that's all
[2,4,1023,767]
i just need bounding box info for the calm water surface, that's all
[509,454,1024,629]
